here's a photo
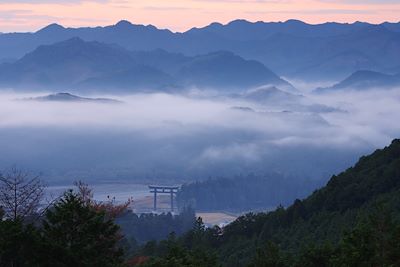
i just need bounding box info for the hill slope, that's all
[137,139,400,266]
[217,139,400,264]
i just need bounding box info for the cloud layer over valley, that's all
[0,87,398,186]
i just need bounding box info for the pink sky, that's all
[0,0,399,33]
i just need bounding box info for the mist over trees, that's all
[177,174,318,212]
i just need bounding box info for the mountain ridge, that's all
[0,37,291,92]
[1,19,400,81]
[23,92,122,103]
[315,70,400,92]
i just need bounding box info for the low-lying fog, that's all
[0,86,399,186]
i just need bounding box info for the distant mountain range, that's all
[0,37,290,92]
[241,86,302,104]
[24,92,121,103]
[1,19,400,82]
[234,86,340,113]
[315,70,400,93]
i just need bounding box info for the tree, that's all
[249,242,286,267]
[335,205,400,267]
[42,190,125,267]
[0,219,43,267]
[0,206,4,220]
[140,241,220,267]
[75,180,132,219]
[0,167,45,221]
[295,243,335,267]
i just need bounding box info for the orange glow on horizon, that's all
[0,0,399,33]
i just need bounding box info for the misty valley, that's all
[1,18,400,267]
[2,87,397,213]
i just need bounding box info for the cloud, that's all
[191,0,290,2]
[0,9,59,27]
[247,9,375,15]
[0,0,109,3]
[0,9,109,31]
[319,0,400,4]
[0,86,398,184]
[143,6,199,11]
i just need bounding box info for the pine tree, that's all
[42,190,124,267]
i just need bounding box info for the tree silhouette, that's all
[42,190,125,266]
[0,167,45,221]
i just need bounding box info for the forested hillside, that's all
[136,139,400,266]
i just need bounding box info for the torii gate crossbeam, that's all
[149,185,179,212]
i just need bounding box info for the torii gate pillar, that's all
[149,185,179,212]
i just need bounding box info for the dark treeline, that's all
[133,139,400,266]
[0,173,196,266]
[177,174,319,212]
[134,206,400,267]
[0,190,125,266]
[117,208,196,251]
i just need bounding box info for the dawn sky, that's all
[0,0,399,32]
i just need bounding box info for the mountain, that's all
[0,38,289,92]
[130,49,190,74]
[176,51,292,91]
[241,86,302,103]
[24,92,122,103]
[230,86,338,113]
[291,50,379,81]
[383,22,400,33]
[315,70,400,92]
[1,20,400,82]
[186,19,367,41]
[0,37,174,92]
[0,20,176,61]
[130,50,293,91]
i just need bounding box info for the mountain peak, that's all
[36,23,64,33]
[228,19,251,25]
[208,22,223,28]
[115,20,133,28]
[285,19,307,25]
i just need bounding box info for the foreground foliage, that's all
[137,139,400,266]
[0,190,125,267]
[1,139,399,266]
[117,207,196,249]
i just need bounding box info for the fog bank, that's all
[0,88,398,185]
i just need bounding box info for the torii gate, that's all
[149,185,180,212]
